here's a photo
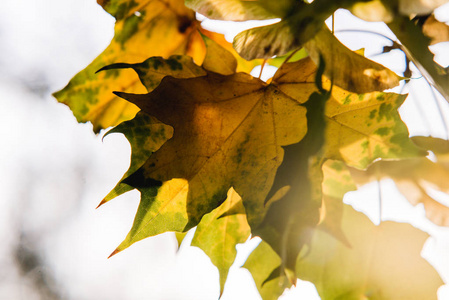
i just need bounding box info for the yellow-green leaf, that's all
[98,55,207,92]
[304,27,401,93]
[324,86,426,169]
[273,57,425,169]
[191,188,250,295]
[243,240,292,300]
[100,112,173,205]
[349,137,449,226]
[296,204,444,300]
[175,232,187,250]
[53,0,223,132]
[110,58,330,254]
[116,71,308,229]
[201,34,237,75]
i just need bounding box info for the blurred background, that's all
[1,0,449,299]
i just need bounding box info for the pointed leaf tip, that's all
[108,249,120,259]
[96,199,107,209]
[112,91,126,98]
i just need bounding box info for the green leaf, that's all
[191,188,250,295]
[304,27,401,93]
[243,240,292,300]
[296,204,444,300]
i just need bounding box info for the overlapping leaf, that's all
[100,36,245,205]
[244,240,292,300]
[422,15,449,45]
[112,61,310,254]
[304,27,401,94]
[388,16,449,102]
[53,0,252,132]
[107,52,421,256]
[244,159,357,300]
[185,0,295,21]
[324,85,425,169]
[191,188,250,295]
[101,112,173,203]
[53,0,200,132]
[232,0,330,60]
[350,136,449,226]
[296,203,443,299]
[274,56,424,169]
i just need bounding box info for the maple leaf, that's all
[53,0,249,133]
[273,55,425,170]
[240,56,421,288]
[110,63,309,255]
[99,33,247,205]
[349,136,449,226]
[296,203,444,299]
[185,0,295,21]
[244,159,357,300]
[243,240,292,300]
[304,27,401,93]
[191,188,250,296]
[98,55,206,205]
[231,0,399,60]
[106,51,424,258]
[252,89,329,275]
[101,112,173,203]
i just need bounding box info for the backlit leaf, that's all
[324,86,426,169]
[273,56,424,169]
[232,0,369,60]
[201,34,237,75]
[53,0,239,132]
[101,112,173,204]
[304,27,401,93]
[110,57,320,255]
[423,14,449,45]
[350,137,449,226]
[243,240,292,300]
[110,55,422,257]
[388,16,449,102]
[185,0,294,21]
[296,204,444,300]
[191,188,250,295]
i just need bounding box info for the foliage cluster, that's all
[54,0,449,298]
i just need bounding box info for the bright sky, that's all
[0,0,449,299]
